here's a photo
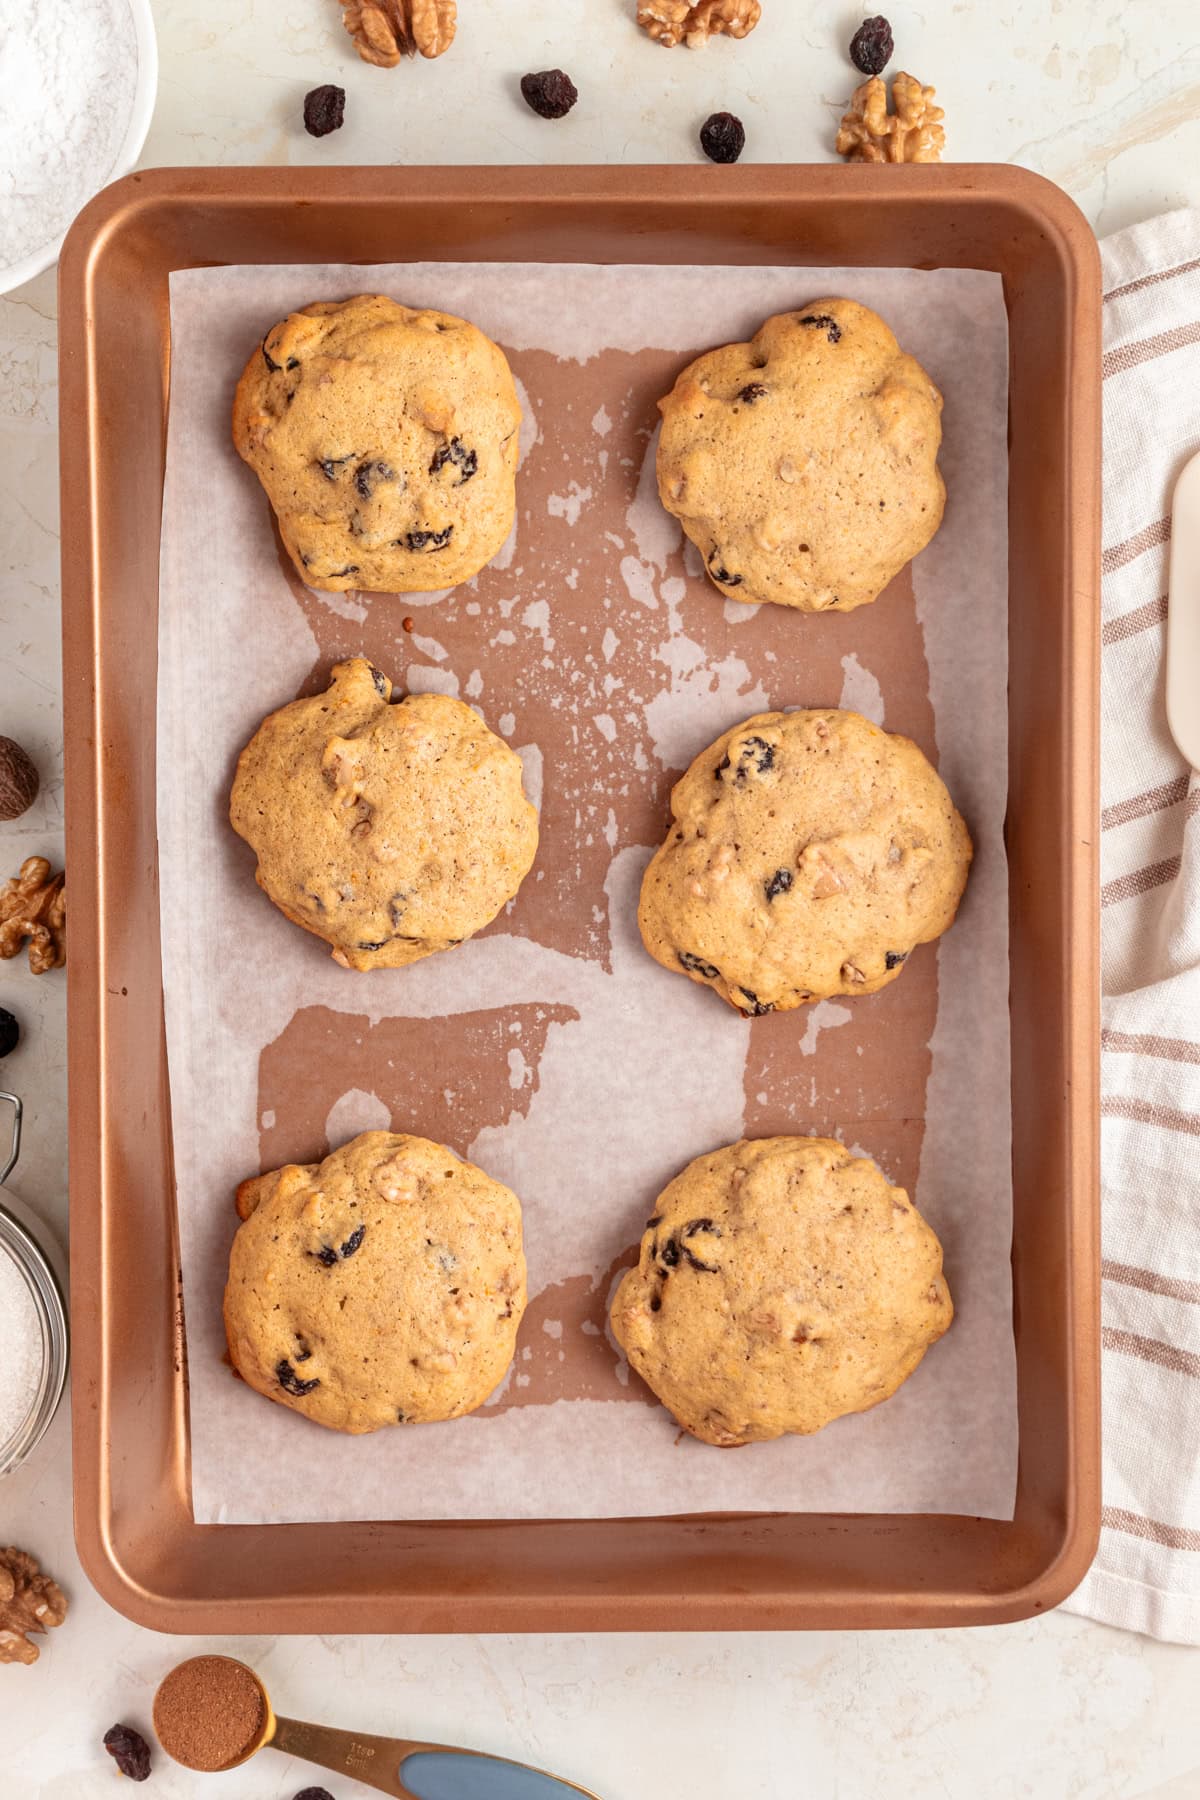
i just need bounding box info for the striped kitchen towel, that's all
[1062,207,1200,1644]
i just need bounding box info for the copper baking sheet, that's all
[59,165,1100,1631]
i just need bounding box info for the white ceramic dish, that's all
[0,0,157,298]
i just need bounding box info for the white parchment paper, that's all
[160,261,1014,1523]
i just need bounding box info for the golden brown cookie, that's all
[638,708,971,1015]
[230,657,538,971]
[656,297,945,611]
[232,293,521,592]
[224,1131,526,1433]
[610,1135,952,1446]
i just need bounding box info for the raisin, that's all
[646,1214,662,1229]
[313,1245,339,1268]
[293,1335,313,1362]
[885,949,908,969]
[520,69,578,119]
[317,455,352,481]
[738,382,767,403]
[683,1218,720,1239]
[699,111,745,164]
[354,459,396,500]
[649,1293,662,1313]
[340,1224,366,1259]
[765,868,793,901]
[429,436,478,483]
[738,989,775,1017]
[405,526,453,551]
[368,663,390,698]
[655,1235,682,1270]
[286,357,301,371]
[849,15,893,76]
[799,313,842,345]
[262,339,281,373]
[276,1358,321,1397]
[103,1725,152,1782]
[0,1007,18,1058]
[708,550,742,587]
[294,1790,337,1800]
[678,950,721,981]
[734,736,774,776]
[304,84,346,137]
[356,939,388,951]
[682,1245,720,1273]
[327,565,360,578]
[714,754,731,779]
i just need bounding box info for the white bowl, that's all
[0,0,158,298]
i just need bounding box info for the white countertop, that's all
[3,1,1199,1793]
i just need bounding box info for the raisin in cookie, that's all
[224,1131,526,1433]
[232,294,521,592]
[638,708,971,1015]
[611,1136,952,1446]
[656,298,944,611]
[230,657,538,971]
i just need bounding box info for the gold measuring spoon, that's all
[154,1656,602,1799]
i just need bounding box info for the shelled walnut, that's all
[0,1549,68,1666]
[341,0,456,65]
[637,0,761,49]
[0,857,66,974]
[836,72,945,163]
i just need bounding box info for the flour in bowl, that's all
[0,1244,41,1447]
[0,0,139,275]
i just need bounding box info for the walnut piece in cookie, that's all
[637,0,761,49]
[0,1547,68,1666]
[0,857,65,975]
[341,0,456,64]
[836,71,945,163]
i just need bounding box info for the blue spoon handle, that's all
[269,1716,600,1799]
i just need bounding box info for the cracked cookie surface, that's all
[224,1130,526,1433]
[232,293,520,592]
[655,297,945,611]
[229,657,538,971]
[610,1135,953,1446]
[637,707,971,1015]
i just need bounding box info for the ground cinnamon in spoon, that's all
[153,1655,266,1771]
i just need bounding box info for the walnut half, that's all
[637,0,761,49]
[0,856,66,975]
[341,0,456,66]
[0,1549,68,1666]
[836,72,945,164]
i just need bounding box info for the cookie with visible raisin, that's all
[229,657,538,971]
[224,1131,527,1433]
[637,708,971,1014]
[610,1135,952,1446]
[232,293,521,592]
[656,297,945,611]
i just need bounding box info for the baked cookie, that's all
[638,708,971,1015]
[224,1131,526,1433]
[230,657,538,971]
[232,294,521,592]
[656,297,944,611]
[610,1136,952,1446]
